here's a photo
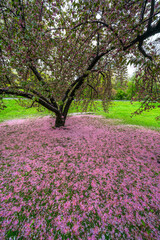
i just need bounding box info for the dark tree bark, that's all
[55,113,65,127]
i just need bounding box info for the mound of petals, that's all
[0,116,160,239]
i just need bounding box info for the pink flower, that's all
[91,180,96,188]
[73,224,79,233]
[64,201,71,209]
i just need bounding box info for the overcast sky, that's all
[128,64,136,77]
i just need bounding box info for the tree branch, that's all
[29,65,45,84]
[61,51,106,108]
[147,0,155,30]
[140,0,148,22]
[29,64,58,108]
[1,8,11,39]
[138,40,152,60]
[0,88,60,114]
[124,18,160,51]
[20,0,26,29]
[0,4,17,17]
[125,11,160,34]
[97,32,100,57]
[39,0,43,21]
[72,20,124,48]
[27,88,58,108]
[61,49,114,118]
[87,83,98,97]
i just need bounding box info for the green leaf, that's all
[141,219,145,227]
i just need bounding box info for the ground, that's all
[0,115,160,239]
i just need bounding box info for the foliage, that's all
[126,81,136,100]
[114,89,128,100]
[0,0,160,126]
[134,62,160,97]
[112,80,136,100]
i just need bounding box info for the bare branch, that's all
[72,20,124,48]
[124,18,160,51]
[61,48,114,118]
[138,40,152,60]
[140,0,148,22]
[0,87,60,114]
[29,64,58,108]
[20,0,26,29]
[0,4,17,17]
[39,0,44,21]
[126,10,160,34]
[29,65,45,84]
[97,32,100,57]
[26,100,35,109]
[87,83,98,97]
[1,8,11,38]
[147,0,155,30]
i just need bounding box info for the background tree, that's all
[0,0,160,127]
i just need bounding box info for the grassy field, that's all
[0,99,160,130]
[0,99,50,122]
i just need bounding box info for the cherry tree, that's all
[0,0,160,127]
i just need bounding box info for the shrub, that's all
[115,89,127,100]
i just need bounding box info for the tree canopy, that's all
[0,0,160,126]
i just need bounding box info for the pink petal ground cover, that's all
[0,116,160,240]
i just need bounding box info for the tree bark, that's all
[55,114,65,127]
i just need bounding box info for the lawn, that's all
[0,99,50,123]
[0,99,160,130]
[69,100,160,130]
[0,116,159,239]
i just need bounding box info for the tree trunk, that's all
[55,114,65,127]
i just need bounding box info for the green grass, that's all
[97,101,160,130]
[0,99,50,122]
[70,101,160,130]
[0,99,160,130]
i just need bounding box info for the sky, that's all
[127,33,160,78]
[127,64,136,77]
